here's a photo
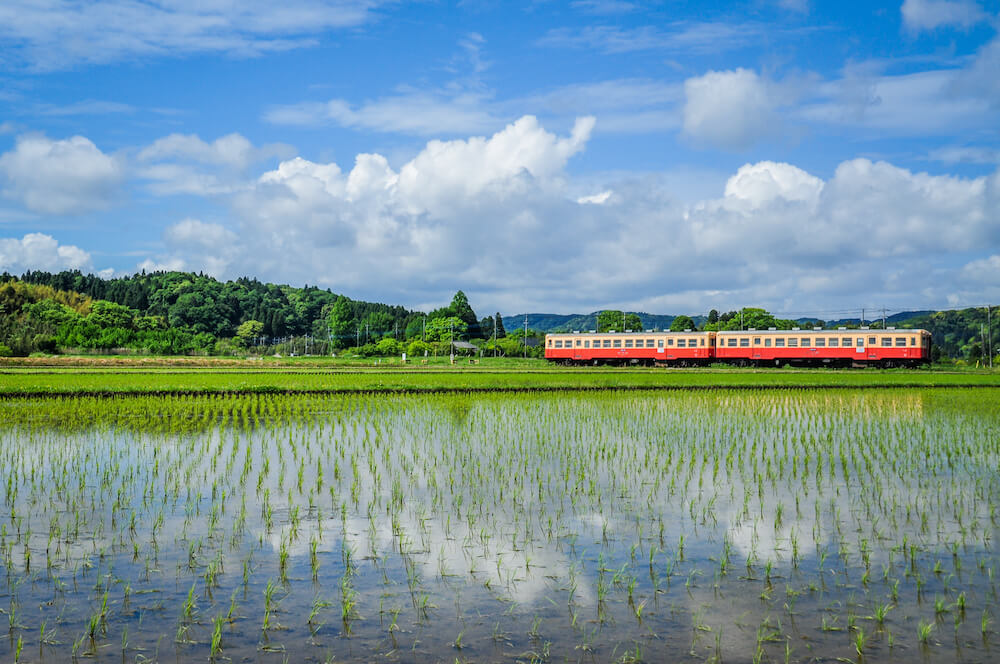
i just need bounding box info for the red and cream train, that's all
[545,327,932,367]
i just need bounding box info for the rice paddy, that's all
[0,388,997,662]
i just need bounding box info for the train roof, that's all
[546,330,708,335]
[716,328,929,334]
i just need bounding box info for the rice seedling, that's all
[0,386,996,661]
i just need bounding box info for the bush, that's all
[407,340,432,357]
[0,343,13,357]
[32,334,58,353]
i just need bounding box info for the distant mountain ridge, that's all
[515,310,939,333]
[514,312,680,333]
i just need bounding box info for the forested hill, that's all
[8,270,418,339]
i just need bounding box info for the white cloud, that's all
[683,69,778,150]
[537,23,771,55]
[927,145,1000,164]
[138,132,294,195]
[0,233,92,273]
[722,161,824,209]
[0,134,123,214]
[265,92,500,135]
[0,0,386,70]
[901,0,988,32]
[132,116,1000,315]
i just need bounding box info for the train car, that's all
[545,330,715,366]
[715,327,932,367]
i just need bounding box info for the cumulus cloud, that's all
[130,116,1000,315]
[0,134,123,214]
[683,69,779,150]
[138,218,239,277]
[0,0,386,70]
[901,0,988,32]
[0,233,92,273]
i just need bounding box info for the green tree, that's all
[87,300,136,329]
[707,309,719,325]
[424,316,467,342]
[327,296,356,349]
[670,315,696,332]
[449,290,481,338]
[235,319,265,347]
[495,312,506,338]
[375,337,403,356]
[597,310,642,332]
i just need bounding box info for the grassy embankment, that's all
[2,356,999,396]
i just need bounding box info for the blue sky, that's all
[1,0,998,318]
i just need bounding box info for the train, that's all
[544,326,932,367]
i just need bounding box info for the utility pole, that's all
[740,309,743,331]
[987,305,993,369]
[882,307,886,330]
[494,316,497,358]
[861,308,865,327]
[524,315,528,359]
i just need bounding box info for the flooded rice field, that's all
[0,388,998,663]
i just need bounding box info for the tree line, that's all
[0,271,542,358]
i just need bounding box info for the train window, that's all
[775,338,785,347]
[625,339,634,348]
[668,339,674,346]
[910,337,916,346]
[547,339,552,347]
[765,338,772,347]
[815,338,826,347]
[895,337,906,347]
[647,339,655,348]
[829,338,838,347]
[753,337,761,345]
[857,338,864,347]
[801,338,809,346]
[739,338,749,347]
[725,338,735,347]
[575,339,581,347]
[788,338,798,347]
[603,339,611,348]
[613,339,621,348]
[584,340,590,348]
[657,339,664,348]
[554,340,562,348]
[868,337,876,346]
[881,337,892,347]
[700,339,705,347]
[846,337,855,347]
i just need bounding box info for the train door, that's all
[856,337,864,354]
